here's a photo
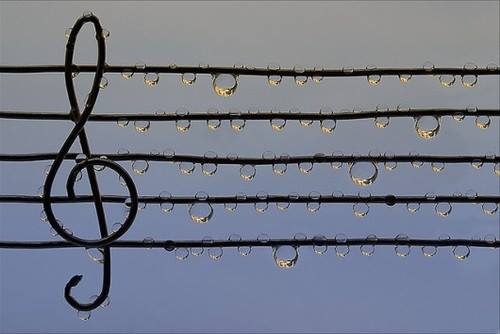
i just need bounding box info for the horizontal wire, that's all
[0,108,498,121]
[1,194,498,204]
[0,65,499,76]
[0,238,497,249]
[0,152,498,164]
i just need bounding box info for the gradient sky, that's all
[1,1,499,333]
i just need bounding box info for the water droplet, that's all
[267,63,282,86]
[353,203,369,217]
[439,74,455,87]
[257,233,270,243]
[208,247,223,261]
[298,162,313,174]
[461,62,478,87]
[475,116,490,129]
[117,118,129,128]
[212,73,238,97]
[64,28,72,39]
[143,237,155,249]
[181,73,196,85]
[89,295,110,308]
[383,152,397,171]
[306,191,321,213]
[399,74,411,83]
[349,162,378,186]
[144,72,159,86]
[435,202,452,217]
[98,76,108,89]
[482,202,498,215]
[78,310,91,321]
[471,159,483,169]
[312,67,324,83]
[189,194,213,224]
[342,66,354,73]
[93,156,107,172]
[206,108,221,130]
[453,112,465,122]
[273,246,299,269]
[240,164,256,181]
[431,162,445,173]
[175,248,189,260]
[254,191,269,213]
[273,154,289,175]
[134,120,150,133]
[230,118,246,131]
[360,234,377,256]
[121,68,134,79]
[409,151,424,168]
[421,246,437,257]
[173,107,190,130]
[39,209,48,223]
[202,151,217,176]
[453,245,470,260]
[406,202,420,213]
[330,151,344,170]
[415,116,440,139]
[224,202,237,212]
[190,246,204,257]
[312,235,327,255]
[319,106,336,133]
[179,162,195,175]
[366,65,381,85]
[422,61,435,71]
[293,66,307,85]
[111,222,122,233]
[86,248,104,263]
[395,234,410,257]
[270,118,286,131]
[132,160,149,175]
[334,233,349,257]
[494,163,500,176]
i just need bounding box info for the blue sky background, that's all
[0,1,499,333]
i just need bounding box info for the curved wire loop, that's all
[41,13,138,311]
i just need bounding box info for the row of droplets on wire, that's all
[114,107,496,137]
[64,24,498,97]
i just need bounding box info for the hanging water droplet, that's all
[415,116,440,139]
[179,162,195,175]
[212,73,238,97]
[99,76,108,89]
[319,106,336,134]
[175,248,189,260]
[270,118,286,131]
[143,237,155,249]
[298,162,313,174]
[349,162,378,186]
[267,63,282,86]
[435,202,452,217]
[254,191,269,213]
[305,191,321,213]
[257,233,270,243]
[272,154,289,175]
[360,234,378,256]
[93,156,107,172]
[293,65,307,85]
[117,118,129,128]
[453,112,465,122]
[312,235,327,255]
[111,222,122,233]
[181,73,196,85]
[406,202,420,213]
[461,62,478,87]
[144,72,159,86]
[190,246,204,257]
[353,203,370,217]
[134,120,150,133]
[202,151,218,176]
[421,245,437,257]
[453,245,470,260]
[272,246,299,269]
[439,74,455,87]
[366,65,381,85]
[383,152,397,171]
[189,192,213,224]
[77,310,91,321]
[132,160,149,175]
[475,116,491,129]
[395,234,410,257]
[431,162,445,173]
[330,151,344,170]
[230,118,246,131]
[399,74,412,83]
[240,164,256,181]
[334,233,349,257]
[471,159,483,169]
[482,203,498,215]
[86,248,104,263]
[64,28,72,39]
[312,67,324,83]
[175,108,191,132]
[208,247,223,261]
[121,67,134,79]
[494,163,500,176]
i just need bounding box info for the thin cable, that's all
[0,108,498,121]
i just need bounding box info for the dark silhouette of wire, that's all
[0,237,497,249]
[1,64,498,77]
[0,108,498,121]
[1,152,498,164]
[1,194,498,205]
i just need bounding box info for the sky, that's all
[0,1,499,333]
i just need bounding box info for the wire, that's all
[0,108,498,121]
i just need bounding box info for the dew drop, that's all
[475,116,491,129]
[267,63,282,86]
[134,120,150,133]
[179,162,195,175]
[240,164,256,181]
[293,65,307,85]
[144,73,159,86]
[415,116,440,139]
[273,246,298,269]
[132,160,149,175]
[349,162,378,186]
[439,74,455,87]
[353,203,370,217]
[181,73,196,85]
[212,73,238,97]
[399,74,411,83]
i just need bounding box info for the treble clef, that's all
[42,13,138,312]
